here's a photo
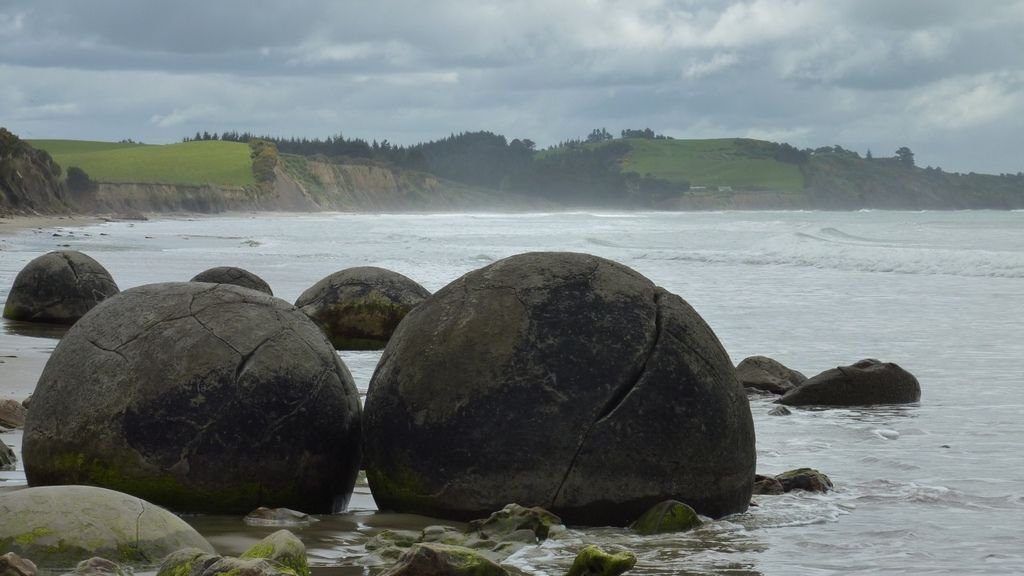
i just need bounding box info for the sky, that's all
[2,0,1022,174]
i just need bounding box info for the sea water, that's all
[2,211,1023,575]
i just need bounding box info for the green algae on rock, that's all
[380,543,509,576]
[630,500,702,535]
[0,485,214,571]
[566,545,637,576]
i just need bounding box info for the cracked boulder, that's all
[22,282,362,514]
[363,252,755,525]
[190,266,273,295]
[296,266,430,350]
[0,485,214,571]
[3,250,119,324]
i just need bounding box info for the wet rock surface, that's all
[295,266,430,350]
[190,266,273,295]
[23,282,362,514]
[364,252,755,525]
[0,398,27,429]
[0,485,214,571]
[630,500,702,535]
[778,359,921,406]
[2,250,119,324]
[736,355,807,395]
[158,530,309,576]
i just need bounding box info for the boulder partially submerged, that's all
[23,282,362,514]
[3,250,119,324]
[190,266,273,295]
[736,355,806,395]
[778,359,920,406]
[0,485,214,571]
[364,252,755,525]
[295,266,430,350]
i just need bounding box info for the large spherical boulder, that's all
[23,282,362,514]
[190,266,273,295]
[3,250,119,324]
[0,485,214,571]
[295,266,430,350]
[363,252,755,525]
[777,358,921,406]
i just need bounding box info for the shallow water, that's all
[2,211,1024,574]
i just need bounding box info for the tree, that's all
[866,149,873,159]
[895,146,915,167]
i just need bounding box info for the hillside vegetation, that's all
[1,129,72,215]
[30,140,255,187]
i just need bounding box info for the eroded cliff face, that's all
[0,130,71,215]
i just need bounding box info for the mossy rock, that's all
[3,250,119,324]
[0,485,214,572]
[240,530,309,576]
[23,282,362,514]
[630,500,702,535]
[467,503,562,542]
[566,545,636,576]
[295,266,429,350]
[190,266,273,295]
[775,468,833,493]
[380,543,508,576]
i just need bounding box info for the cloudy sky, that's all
[2,0,1022,174]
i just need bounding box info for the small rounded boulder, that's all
[295,266,430,350]
[23,282,362,514]
[0,485,214,571]
[190,266,273,295]
[3,250,119,324]
[363,252,755,526]
[777,358,921,406]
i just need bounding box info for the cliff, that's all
[0,129,72,215]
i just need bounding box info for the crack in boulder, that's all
[549,290,664,508]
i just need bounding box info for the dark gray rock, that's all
[778,359,921,406]
[191,266,273,295]
[0,485,214,571]
[23,282,362,514]
[736,355,806,395]
[751,474,784,495]
[0,553,38,576]
[295,266,430,350]
[364,252,755,525]
[775,468,833,493]
[2,251,119,324]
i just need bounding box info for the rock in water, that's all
[0,485,214,571]
[0,398,28,429]
[191,266,273,295]
[295,266,430,350]
[630,500,702,534]
[777,359,921,406]
[736,355,806,395]
[0,553,38,576]
[380,543,509,576]
[1,441,15,471]
[566,546,637,576]
[2,250,119,324]
[23,282,362,514]
[775,468,833,493]
[363,252,755,525]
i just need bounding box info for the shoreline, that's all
[0,214,106,237]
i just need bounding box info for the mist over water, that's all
[3,211,1023,575]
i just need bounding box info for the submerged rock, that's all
[0,485,214,571]
[70,557,130,576]
[23,282,362,514]
[244,507,318,527]
[158,530,309,576]
[775,468,833,493]
[380,543,509,576]
[2,250,119,324]
[630,500,702,535]
[778,359,920,406]
[736,355,806,395]
[566,545,637,576]
[364,252,755,525]
[191,266,273,295]
[295,266,430,350]
[467,503,562,542]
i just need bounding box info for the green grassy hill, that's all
[29,140,255,187]
[618,137,805,192]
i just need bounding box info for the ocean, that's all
[2,210,1023,575]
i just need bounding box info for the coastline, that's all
[0,214,105,237]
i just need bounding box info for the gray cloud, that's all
[1,0,1022,173]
